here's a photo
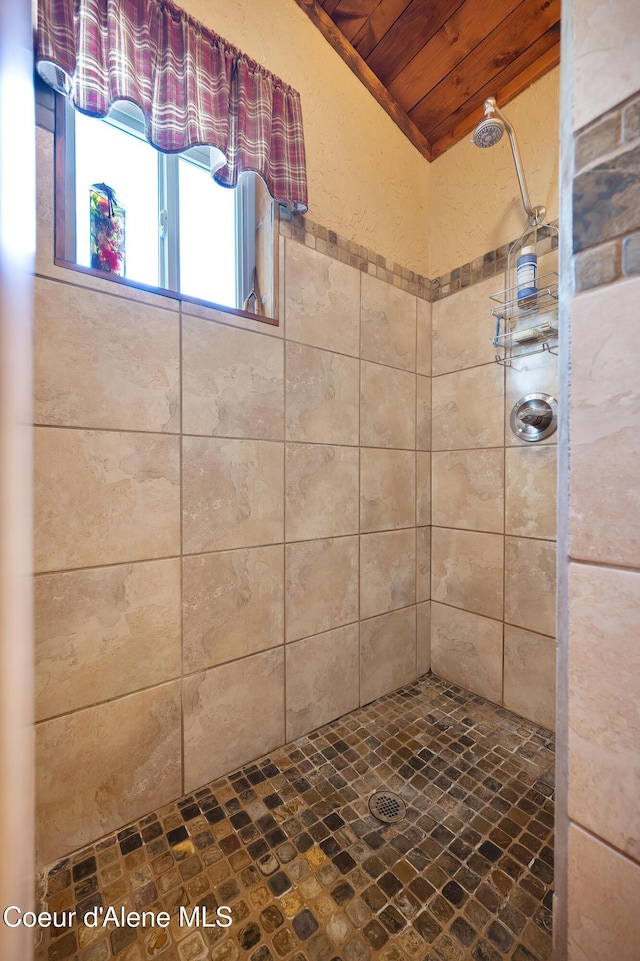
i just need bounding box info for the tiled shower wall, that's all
[33,83,561,872]
[429,255,558,733]
[558,0,640,953]
[33,122,431,868]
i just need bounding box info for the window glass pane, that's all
[178,156,237,308]
[74,110,160,287]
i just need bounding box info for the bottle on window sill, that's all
[90,182,126,276]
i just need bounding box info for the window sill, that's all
[52,258,280,328]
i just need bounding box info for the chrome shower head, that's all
[471,97,504,148]
[473,116,505,148]
[470,96,546,226]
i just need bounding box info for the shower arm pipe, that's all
[492,100,546,226]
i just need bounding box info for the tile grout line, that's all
[35,418,470,455]
[414,295,419,681]
[179,303,186,799]
[502,297,508,711]
[357,268,362,710]
[41,522,476,580]
[283,235,288,746]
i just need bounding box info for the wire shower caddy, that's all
[490,222,559,367]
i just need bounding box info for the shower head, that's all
[472,97,506,147]
[472,99,505,148]
[473,116,505,148]
[470,96,546,226]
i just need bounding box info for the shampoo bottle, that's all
[516,246,538,308]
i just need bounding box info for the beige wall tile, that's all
[34,278,179,433]
[360,607,416,704]
[286,444,359,541]
[416,375,431,451]
[360,362,416,449]
[183,546,284,673]
[182,298,283,339]
[504,626,556,731]
[286,536,358,641]
[183,649,284,791]
[568,824,640,961]
[505,445,557,540]
[286,343,359,446]
[278,235,285,329]
[286,625,359,741]
[416,527,431,603]
[285,243,360,356]
[505,536,556,637]
[568,563,640,862]
[432,275,497,375]
[570,278,640,567]
[416,298,432,376]
[35,126,59,282]
[417,601,430,675]
[182,316,284,440]
[431,528,503,620]
[505,349,558,447]
[361,274,416,371]
[572,0,640,130]
[274,235,286,334]
[431,602,503,704]
[417,452,431,527]
[538,249,559,278]
[36,682,181,865]
[34,428,180,573]
[432,449,504,533]
[360,529,416,620]
[35,560,181,722]
[360,448,416,533]
[432,364,504,450]
[183,436,284,553]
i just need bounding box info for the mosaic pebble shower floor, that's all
[35,674,555,961]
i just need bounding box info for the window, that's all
[57,99,278,322]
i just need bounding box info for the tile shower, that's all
[430,255,558,731]
[33,95,557,959]
[35,676,555,961]
[33,118,432,867]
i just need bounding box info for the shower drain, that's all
[368,790,406,824]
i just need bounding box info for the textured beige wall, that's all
[182,0,430,275]
[429,69,560,278]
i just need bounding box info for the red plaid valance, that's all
[36,0,308,211]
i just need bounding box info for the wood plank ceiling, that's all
[293,0,561,160]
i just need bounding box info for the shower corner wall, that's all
[32,74,560,872]
[32,117,431,868]
[428,248,558,734]
[557,0,640,953]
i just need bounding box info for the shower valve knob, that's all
[518,406,552,428]
[511,393,557,442]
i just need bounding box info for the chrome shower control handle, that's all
[511,393,557,442]
[517,405,553,428]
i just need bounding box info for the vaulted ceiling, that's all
[293,0,561,160]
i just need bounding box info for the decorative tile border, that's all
[37,74,564,305]
[573,87,640,293]
[281,208,560,305]
[279,207,431,300]
[431,224,560,302]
